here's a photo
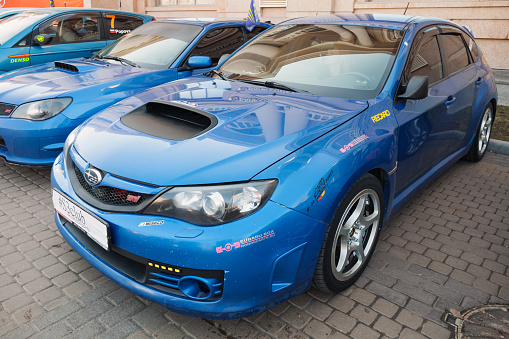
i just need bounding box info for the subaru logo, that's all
[84,168,103,186]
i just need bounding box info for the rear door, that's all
[437,26,477,153]
[29,12,106,65]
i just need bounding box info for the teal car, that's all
[0,8,153,75]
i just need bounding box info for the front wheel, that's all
[313,173,384,293]
[465,103,494,162]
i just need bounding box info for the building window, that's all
[260,0,287,7]
[157,0,215,5]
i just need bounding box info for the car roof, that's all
[156,18,271,28]
[21,7,151,17]
[280,13,448,31]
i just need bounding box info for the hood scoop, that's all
[121,101,217,141]
[54,61,79,72]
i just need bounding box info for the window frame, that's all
[436,27,474,78]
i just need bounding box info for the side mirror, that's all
[398,75,429,100]
[188,56,212,69]
[33,34,53,46]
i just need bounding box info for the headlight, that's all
[11,98,72,120]
[144,180,278,226]
[63,126,80,155]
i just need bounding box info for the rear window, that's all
[103,13,144,40]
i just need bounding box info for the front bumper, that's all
[51,153,328,318]
[0,114,84,166]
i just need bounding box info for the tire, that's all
[313,173,384,293]
[465,103,494,162]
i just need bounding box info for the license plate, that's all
[52,189,110,251]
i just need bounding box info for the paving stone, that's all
[399,328,427,339]
[32,301,81,331]
[373,316,402,338]
[101,298,145,328]
[420,321,451,339]
[445,278,490,303]
[325,310,357,334]
[32,321,73,339]
[350,287,376,306]
[275,326,310,339]
[305,298,333,321]
[372,298,399,318]
[280,305,311,329]
[350,323,380,339]
[2,324,36,339]
[65,320,106,339]
[303,319,332,339]
[328,294,356,313]
[225,320,259,339]
[395,309,424,330]
[366,282,408,307]
[350,304,378,325]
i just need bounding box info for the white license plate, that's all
[52,189,110,251]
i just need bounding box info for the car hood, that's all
[0,59,152,105]
[73,77,369,186]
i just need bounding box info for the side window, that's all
[463,32,478,62]
[38,13,100,44]
[103,14,143,40]
[409,34,443,84]
[189,27,245,66]
[440,34,470,75]
[14,33,31,47]
[245,26,267,40]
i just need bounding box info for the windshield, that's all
[97,22,203,69]
[0,11,46,45]
[217,24,404,100]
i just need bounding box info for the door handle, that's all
[475,77,484,85]
[444,96,456,106]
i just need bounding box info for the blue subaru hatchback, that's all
[0,19,270,165]
[52,14,497,318]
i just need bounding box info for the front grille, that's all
[73,163,149,206]
[0,103,15,116]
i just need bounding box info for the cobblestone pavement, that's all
[1,152,508,339]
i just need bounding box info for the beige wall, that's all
[109,0,509,69]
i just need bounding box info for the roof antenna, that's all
[403,2,410,15]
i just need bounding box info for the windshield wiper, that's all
[206,69,229,81]
[100,56,140,68]
[236,79,311,94]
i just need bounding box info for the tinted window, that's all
[189,27,245,66]
[103,13,144,40]
[463,32,478,62]
[218,24,403,100]
[97,22,202,69]
[440,34,469,75]
[410,35,443,84]
[39,13,100,44]
[246,26,267,40]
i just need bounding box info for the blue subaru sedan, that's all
[0,19,270,165]
[51,14,497,319]
[0,8,153,74]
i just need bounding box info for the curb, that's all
[487,139,509,156]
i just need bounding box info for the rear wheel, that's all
[466,103,494,162]
[313,173,384,293]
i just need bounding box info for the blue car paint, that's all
[51,14,497,318]
[0,20,271,165]
[0,8,153,75]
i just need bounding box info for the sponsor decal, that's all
[147,261,181,273]
[340,134,368,153]
[371,110,390,123]
[216,230,275,253]
[10,57,29,64]
[37,36,44,42]
[138,220,164,227]
[110,29,131,34]
[307,170,333,212]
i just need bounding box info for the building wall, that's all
[111,0,509,69]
